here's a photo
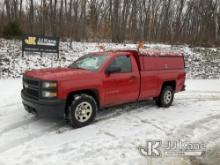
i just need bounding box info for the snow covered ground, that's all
[0,79,220,165]
[0,39,220,79]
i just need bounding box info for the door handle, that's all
[130,75,137,79]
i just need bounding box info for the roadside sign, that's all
[22,35,59,58]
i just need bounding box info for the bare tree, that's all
[0,0,219,46]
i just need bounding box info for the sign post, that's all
[22,35,60,58]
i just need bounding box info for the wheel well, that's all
[162,81,176,91]
[65,89,99,114]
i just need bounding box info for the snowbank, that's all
[0,39,219,79]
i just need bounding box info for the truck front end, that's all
[21,76,65,117]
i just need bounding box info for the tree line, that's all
[0,0,219,46]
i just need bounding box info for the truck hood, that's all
[24,67,96,81]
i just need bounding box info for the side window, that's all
[109,55,132,73]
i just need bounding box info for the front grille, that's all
[23,77,41,99]
[26,88,39,97]
[25,79,39,86]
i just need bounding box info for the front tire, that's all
[155,86,174,107]
[68,94,97,128]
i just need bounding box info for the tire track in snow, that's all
[175,113,220,138]
[0,116,41,136]
[0,121,66,153]
[0,102,21,109]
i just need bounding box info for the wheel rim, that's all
[164,90,172,104]
[75,102,93,123]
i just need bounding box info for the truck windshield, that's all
[69,54,108,71]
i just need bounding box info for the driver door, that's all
[102,55,140,106]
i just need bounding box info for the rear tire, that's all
[68,94,97,128]
[155,86,174,107]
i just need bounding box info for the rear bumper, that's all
[21,90,65,117]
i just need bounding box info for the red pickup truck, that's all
[21,49,186,127]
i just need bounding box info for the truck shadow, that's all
[95,99,155,123]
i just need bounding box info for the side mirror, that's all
[105,66,121,75]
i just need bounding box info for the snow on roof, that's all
[105,48,183,57]
[139,49,183,56]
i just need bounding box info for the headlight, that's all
[42,81,58,98]
[42,82,57,88]
[42,91,57,98]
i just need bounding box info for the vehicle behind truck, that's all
[21,49,186,128]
